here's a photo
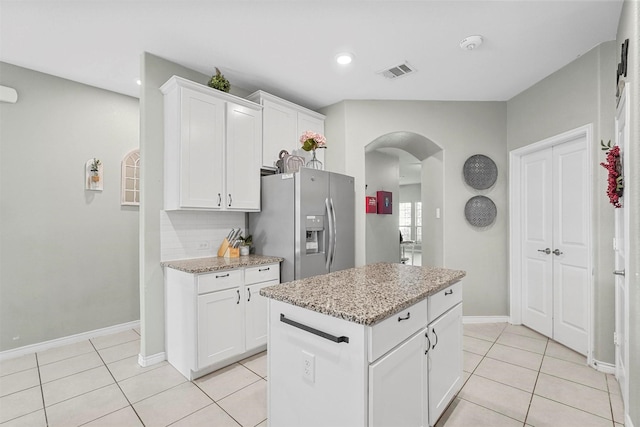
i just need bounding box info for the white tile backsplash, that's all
[160,211,246,261]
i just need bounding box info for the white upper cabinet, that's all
[247,91,325,169]
[161,76,262,211]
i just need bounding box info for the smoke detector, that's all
[377,62,416,80]
[460,35,483,51]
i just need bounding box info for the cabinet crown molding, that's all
[161,75,262,111]
[247,90,325,120]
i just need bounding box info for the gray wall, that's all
[507,42,616,365]
[616,1,639,424]
[365,151,400,263]
[323,100,508,317]
[138,53,251,358]
[0,62,140,351]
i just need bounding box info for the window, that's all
[399,202,412,241]
[415,202,422,243]
[121,149,140,206]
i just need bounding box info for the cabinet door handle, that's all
[445,289,453,296]
[216,273,230,278]
[280,314,349,344]
[236,289,240,304]
[247,288,251,302]
[217,193,221,207]
[432,328,438,349]
[425,331,431,355]
[259,267,270,272]
[397,312,411,322]
[228,194,232,207]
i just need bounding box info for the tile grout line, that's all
[190,377,244,426]
[522,337,549,425]
[35,353,50,427]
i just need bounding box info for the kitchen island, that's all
[261,262,466,427]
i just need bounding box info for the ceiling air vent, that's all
[377,62,416,80]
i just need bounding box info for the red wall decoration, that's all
[376,191,392,214]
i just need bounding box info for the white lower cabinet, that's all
[165,263,280,380]
[426,302,463,426]
[369,329,425,427]
[197,287,243,369]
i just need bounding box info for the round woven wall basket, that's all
[463,154,498,190]
[465,196,497,227]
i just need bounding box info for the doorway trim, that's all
[509,124,594,364]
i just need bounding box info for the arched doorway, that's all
[364,131,443,266]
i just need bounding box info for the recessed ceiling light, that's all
[460,35,483,51]
[136,79,142,86]
[335,52,354,65]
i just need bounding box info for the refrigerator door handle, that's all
[330,198,337,268]
[325,198,335,270]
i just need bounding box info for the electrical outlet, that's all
[197,241,210,250]
[302,350,315,383]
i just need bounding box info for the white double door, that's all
[520,134,590,355]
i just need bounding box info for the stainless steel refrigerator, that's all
[249,168,355,283]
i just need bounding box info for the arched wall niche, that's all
[364,131,444,266]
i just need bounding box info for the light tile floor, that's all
[0,323,625,426]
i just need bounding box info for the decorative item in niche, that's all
[121,149,140,206]
[366,196,377,214]
[376,191,392,214]
[300,130,326,170]
[207,67,230,93]
[85,158,103,191]
[465,195,496,227]
[600,140,623,208]
[463,154,497,190]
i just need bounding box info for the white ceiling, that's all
[0,1,623,111]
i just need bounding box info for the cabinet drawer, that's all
[428,281,463,323]
[245,263,279,285]
[368,299,428,363]
[198,269,242,294]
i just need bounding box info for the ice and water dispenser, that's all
[305,215,325,254]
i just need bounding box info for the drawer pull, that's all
[216,273,230,278]
[432,328,439,349]
[397,312,411,322]
[258,267,270,272]
[236,289,240,304]
[445,289,453,296]
[280,314,349,344]
[247,288,251,302]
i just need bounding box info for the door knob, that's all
[613,270,625,276]
[553,249,563,256]
[538,248,551,254]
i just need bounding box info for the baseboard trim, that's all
[463,316,510,324]
[592,359,616,374]
[0,320,140,361]
[138,352,166,368]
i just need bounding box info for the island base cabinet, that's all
[369,329,426,427]
[427,302,463,426]
[268,300,367,427]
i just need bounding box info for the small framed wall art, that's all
[376,191,392,214]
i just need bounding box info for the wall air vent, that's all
[377,62,416,80]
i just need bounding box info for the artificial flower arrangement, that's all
[600,140,623,208]
[299,131,327,151]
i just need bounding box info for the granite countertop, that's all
[260,262,465,326]
[162,255,284,274]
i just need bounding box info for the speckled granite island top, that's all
[260,262,465,326]
[162,255,284,273]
